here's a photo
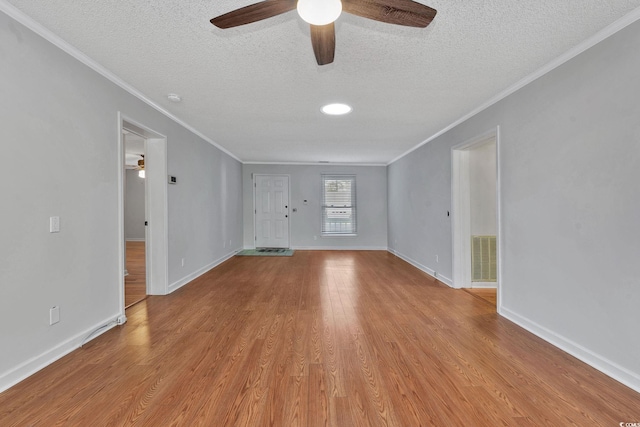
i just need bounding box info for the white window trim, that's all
[321,174,357,237]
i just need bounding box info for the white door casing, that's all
[451,126,502,310]
[255,175,290,248]
[119,113,168,312]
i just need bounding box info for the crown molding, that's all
[0,1,242,163]
[243,161,387,167]
[388,5,640,165]
[4,0,640,167]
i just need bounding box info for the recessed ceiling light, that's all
[321,103,352,115]
[167,93,182,103]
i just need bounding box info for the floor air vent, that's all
[472,235,497,282]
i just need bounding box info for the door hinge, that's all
[255,236,257,241]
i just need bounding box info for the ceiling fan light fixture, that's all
[321,103,352,115]
[297,0,342,26]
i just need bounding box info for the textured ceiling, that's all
[5,0,640,164]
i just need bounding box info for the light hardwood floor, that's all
[1,251,638,425]
[464,288,497,306]
[125,241,146,308]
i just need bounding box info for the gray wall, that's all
[469,142,497,236]
[243,164,387,249]
[0,11,242,390]
[388,20,640,390]
[124,169,146,240]
[167,127,243,286]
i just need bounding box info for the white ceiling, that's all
[5,0,640,164]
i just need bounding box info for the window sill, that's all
[321,234,357,238]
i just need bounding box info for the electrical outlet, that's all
[181,258,185,267]
[50,306,60,325]
[313,235,317,241]
[436,255,439,263]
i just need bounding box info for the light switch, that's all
[50,306,60,325]
[50,216,60,233]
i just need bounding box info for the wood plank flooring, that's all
[464,288,497,306]
[1,251,638,426]
[125,241,146,308]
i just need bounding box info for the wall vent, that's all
[471,235,497,282]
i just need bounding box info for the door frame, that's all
[118,113,169,320]
[252,174,291,249]
[451,126,502,310]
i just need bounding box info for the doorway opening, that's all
[118,114,169,321]
[253,174,291,249]
[123,130,147,307]
[452,127,501,310]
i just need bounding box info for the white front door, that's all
[255,175,290,248]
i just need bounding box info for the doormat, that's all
[236,248,294,257]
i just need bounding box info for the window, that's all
[322,175,356,235]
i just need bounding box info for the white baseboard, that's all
[168,250,238,293]
[291,246,388,251]
[0,314,121,393]
[388,248,453,287]
[125,238,145,242]
[471,282,497,289]
[500,307,640,394]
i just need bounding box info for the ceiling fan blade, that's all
[211,0,297,29]
[310,23,335,66]
[342,0,436,28]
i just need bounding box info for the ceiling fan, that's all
[124,154,146,177]
[210,0,437,65]
[136,155,145,178]
[124,153,143,169]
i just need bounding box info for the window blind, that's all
[321,175,356,235]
